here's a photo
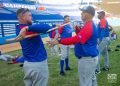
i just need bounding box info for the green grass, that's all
[0,28,120,86]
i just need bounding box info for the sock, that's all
[60,60,64,72]
[65,57,70,69]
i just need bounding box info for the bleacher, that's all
[0,21,17,44]
[0,0,64,44]
[0,20,64,44]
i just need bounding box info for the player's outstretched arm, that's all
[28,24,51,33]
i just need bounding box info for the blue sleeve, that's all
[28,24,52,33]
[16,56,25,63]
[15,25,20,36]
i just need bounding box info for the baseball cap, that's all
[80,6,95,16]
[97,10,105,16]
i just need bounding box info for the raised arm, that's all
[28,24,51,33]
[15,24,51,41]
[47,25,93,46]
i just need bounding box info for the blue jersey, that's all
[16,24,51,62]
[58,24,73,38]
[104,22,110,37]
[49,30,58,38]
[59,21,99,58]
[74,22,98,58]
[97,18,109,41]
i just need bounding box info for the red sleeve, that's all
[60,22,93,45]
[19,26,37,35]
[52,30,56,38]
[100,18,107,28]
[19,25,37,39]
[58,26,64,34]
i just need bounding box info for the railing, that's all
[0,20,63,44]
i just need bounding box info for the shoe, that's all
[60,71,65,76]
[116,45,120,48]
[19,64,23,67]
[108,49,112,52]
[65,67,71,71]
[95,70,101,74]
[115,49,119,51]
[101,67,109,71]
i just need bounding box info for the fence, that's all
[0,20,63,44]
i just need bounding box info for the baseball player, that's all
[48,24,60,56]
[96,11,110,73]
[0,51,16,61]
[16,8,52,86]
[47,6,99,86]
[111,30,117,40]
[53,15,73,76]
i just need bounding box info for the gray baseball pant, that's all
[23,60,49,86]
[78,56,98,86]
[97,37,109,71]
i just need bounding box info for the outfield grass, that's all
[0,28,120,86]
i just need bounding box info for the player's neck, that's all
[84,18,92,24]
[100,16,105,20]
[19,19,27,25]
[64,21,69,24]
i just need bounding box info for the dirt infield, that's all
[0,37,49,53]
[0,42,21,53]
[0,32,77,53]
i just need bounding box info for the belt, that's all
[78,56,97,59]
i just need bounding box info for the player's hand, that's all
[73,25,77,30]
[46,40,59,47]
[15,26,28,41]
